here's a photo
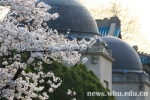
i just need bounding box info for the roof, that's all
[98,26,120,37]
[39,0,99,39]
[138,52,150,64]
[102,36,143,73]
[96,17,122,39]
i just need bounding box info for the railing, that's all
[112,73,150,85]
[82,43,112,57]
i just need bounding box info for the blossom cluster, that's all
[67,89,76,100]
[0,0,97,99]
[0,61,62,100]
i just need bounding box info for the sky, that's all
[0,0,150,52]
[82,0,150,42]
[1,1,150,41]
[116,0,150,42]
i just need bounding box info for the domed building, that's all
[39,0,100,39]
[40,0,114,91]
[102,36,143,73]
[102,36,150,100]
[38,0,150,100]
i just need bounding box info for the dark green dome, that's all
[39,0,99,39]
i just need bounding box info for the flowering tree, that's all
[0,0,97,100]
[48,62,116,100]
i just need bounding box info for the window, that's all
[104,80,109,89]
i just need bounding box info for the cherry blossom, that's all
[0,0,97,99]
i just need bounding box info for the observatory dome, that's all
[40,0,99,39]
[102,36,143,73]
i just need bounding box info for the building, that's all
[40,0,99,40]
[96,17,121,38]
[42,0,114,91]
[102,36,150,100]
[97,17,150,100]
[42,0,150,100]
[138,51,150,75]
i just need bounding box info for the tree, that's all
[32,60,116,100]
[104,2,141,40]
[79,0,150,53]
[52,62,116,100]
[0,0,97,99]
[79,1,141,39]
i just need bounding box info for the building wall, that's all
[144,84,150,100]
[79,42,113,91]
[99,55,112,91]
[81,55,100,79]
[65,52,101,78]
[112,73,150,100]
[112,83,145,100]
[81,53,112,91]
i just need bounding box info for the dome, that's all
[101,36,143,73]
[39,0,99,39]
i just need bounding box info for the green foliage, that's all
[0,52,115,100]
[37,61,116,100]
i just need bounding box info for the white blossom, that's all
[48,88,53,92]
[0,0,97,99]
[67,89,72,95]
[82,57,88,63]
[36,52,43,59]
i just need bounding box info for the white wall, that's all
[99,56,112,91]
[144,84,150,100]
[81,54,112,91]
